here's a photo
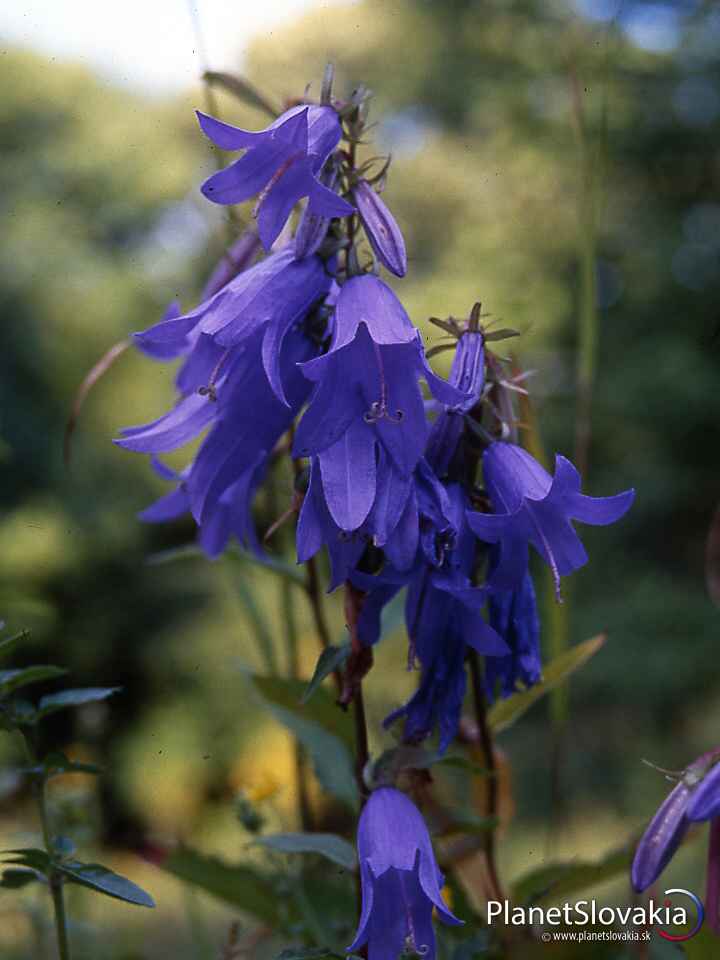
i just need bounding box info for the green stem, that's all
[282,577,313,830]
[21,732,71,960]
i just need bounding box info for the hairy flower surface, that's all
[197,106,353,249]
[467,444,635,596]
[349,787,461,960]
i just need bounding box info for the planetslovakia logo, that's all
[487,889,704,941]
[658,888,704,942]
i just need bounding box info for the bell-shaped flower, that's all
[348,787,461,960]
[293,275,466,533]
[484,571,541,701]
[353,179,407,277]
[197,105,353,250]
[467,443,635,597]
[117,324,317,556]
[132,246,331,405]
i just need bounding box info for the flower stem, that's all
[353,682,370,806]
[282,577,314,831]
[467,650,505,903]
[304,556,343,696]
[21,732,71,960]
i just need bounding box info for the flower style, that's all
[293,274,466,532]
[353,179,407,277]
[197,105,353,249]
[467,443,635,597]
[348,787,461,960]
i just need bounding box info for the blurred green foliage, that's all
[2,0,720,955]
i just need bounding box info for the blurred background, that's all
[1,0,719,956]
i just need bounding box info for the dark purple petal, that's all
[256,156,315,250]
[354,179,407,277]
[631,780,692,892]
[450,330,485,412]
[332,275,416,350]
[383,486,419,571]
[305,105,343,166]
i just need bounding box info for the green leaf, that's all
[0,868,41,889]
[251,675,353,749]
[250,675,356,810]
[256,833,357,871]
[302,645,349,704]
[510,843,631,905]
[1,848,50,873]
[202,71,279,119]
[57,860,155,907]
[0,665,67,698]
[488,634,606,733]
[0,629,30,663]
[163,848,281,926]
[229,548,306,589]
[37,687,121,719]
[231,573,278,677]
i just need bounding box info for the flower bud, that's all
[354,179,407,277]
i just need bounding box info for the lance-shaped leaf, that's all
[488,634,606,733]
[302,644,349,704]
[37,687,121,719]
[255,832,357,871]
[163,848,281,926]
[0,629,29,663]
[511,843,633,905]
[57,860,155,907]
[250,675,356,810]
[0,666,67,698]
[1,848,51,873]
[0,868,40,889]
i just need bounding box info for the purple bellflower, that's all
[133,246,331,405]
[384,485,509,752]
[632,750,720,932]
[197,105,353,250]
[117,321,317,557]
[467,443,635,598]
[353,179,407,277]
[348,786,461,960]
[484,570,541,702]
[293,274,466,534]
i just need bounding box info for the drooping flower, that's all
[293,275,466,533]
[348,787,461,960]
[132,245,331,405]
[353,179,407,277]
[197,106,353,250]
[484,570,541,702]
[384,484,508,752]
[118,322,317,557]
[467,443,635,598]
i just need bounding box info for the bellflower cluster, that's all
[115,73,636,954]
